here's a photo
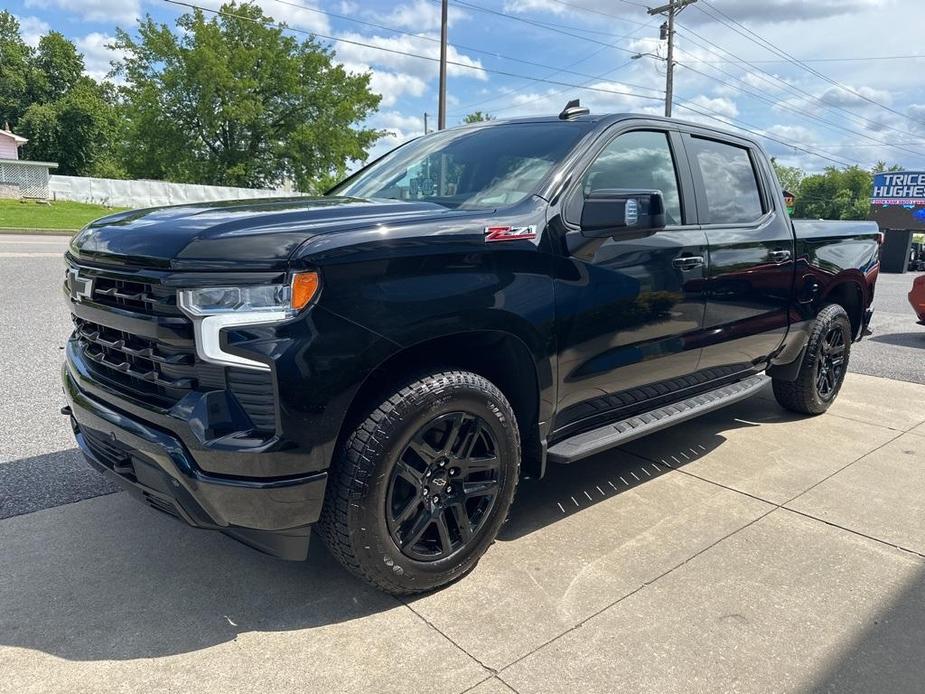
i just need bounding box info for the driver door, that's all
[552,128,710,438]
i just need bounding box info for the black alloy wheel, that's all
[771,303,852,415]
[386,412,500,561]
[815,325,847,400]
[318,370,520,595]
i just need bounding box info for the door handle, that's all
[672,256,704,270]
[768,249,792,262]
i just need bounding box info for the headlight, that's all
[177,271,320,371]
[178,285,293,317]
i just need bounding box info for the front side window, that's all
[690,137,764,224]
[580,130,683,225]
[331,122,593,210]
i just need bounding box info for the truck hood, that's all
[69,196,470,270]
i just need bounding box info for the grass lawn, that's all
[0,199,128,232]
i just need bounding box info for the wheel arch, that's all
[818,277,865,339]
[335,329,549,480]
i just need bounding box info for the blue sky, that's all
[7,0,925,173]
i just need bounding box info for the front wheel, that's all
[318,370,521,595]
[772,303,852,415]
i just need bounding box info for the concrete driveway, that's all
[1,234,924,693]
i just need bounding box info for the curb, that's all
[0,228,76,236]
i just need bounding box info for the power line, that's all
[673,51,925,160]
[162,1,666,103]
[259,0,661,93]
[515,0,650,24]
[672,23,925,142]
[686,54,925,64]
[694,0,925,127]
[673,99,860,167]
[444,0,641,56]
[451,17,661,115]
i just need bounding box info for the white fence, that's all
[50,175,300,209]
[0,160,56,199]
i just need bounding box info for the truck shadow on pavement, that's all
[1,393,802,662]
[501,392,805,541]
[868,331,925,349]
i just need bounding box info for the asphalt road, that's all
[852,270,925,384]
[0,232,922,521]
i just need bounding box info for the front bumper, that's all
[63,367,327,560]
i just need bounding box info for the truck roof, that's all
[455,112,764,151]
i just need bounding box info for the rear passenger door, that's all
[684,133,795,373]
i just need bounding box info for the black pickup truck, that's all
[62,105,880,595]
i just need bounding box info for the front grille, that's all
[73,315,223,404]
[67,260,276,432]
[90,276,181,316]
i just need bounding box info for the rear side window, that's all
[690,137,763,224]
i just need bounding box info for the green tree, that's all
[33,32,85,102]
[463,111,494,124]
[793,165,872,220]
[21,77,123,176]
[0,11,35,125]
[770,157,805,195]
[0,13,121,175]
[112,2,383,191]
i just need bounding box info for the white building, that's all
[0,125,58,199]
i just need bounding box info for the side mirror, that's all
[580,189,666,237]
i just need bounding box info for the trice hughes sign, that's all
[869,171,925,230]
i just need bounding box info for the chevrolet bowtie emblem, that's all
[68,268,94,303]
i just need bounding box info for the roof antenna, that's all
[559,99,590,120]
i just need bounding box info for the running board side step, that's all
[547,374,769,464]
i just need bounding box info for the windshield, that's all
[331,121,593,210]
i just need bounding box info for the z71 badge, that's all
[483,225,537,242]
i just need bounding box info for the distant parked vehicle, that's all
[910,274,925,325]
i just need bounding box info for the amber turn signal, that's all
[291,271,320,310]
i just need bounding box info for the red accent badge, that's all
[484,225,537,242]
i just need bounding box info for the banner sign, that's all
[869,171,925,230]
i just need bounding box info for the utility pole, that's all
[647,0,696,118]
[438,0,449,130]
[424,112,429,134]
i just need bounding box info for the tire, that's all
[772,303,852,415]
[318,370,521,595]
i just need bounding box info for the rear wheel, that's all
[772,303,852,415]
[319,370,520,595]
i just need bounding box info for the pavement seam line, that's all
[496,505,777,675]
[778,506,925,560]
[755,391,915,433]
[456,674,521,694]
[635,426,922,562]
[780,427,907,507]
[400,597,500,677]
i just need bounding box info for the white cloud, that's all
[24,0,140,24]
[500,0,887,24]
[15,15,48,47]
[193,0,331,33]
[766,123,815,144]
[334,31,486,83]
[362,68,428,108]
[76,33,126,83]
[686,94,739,118]
[819,84,893,108]
[376,0,469,31]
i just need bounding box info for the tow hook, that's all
[60,405,72,416]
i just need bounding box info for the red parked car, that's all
[911,274,925,324]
